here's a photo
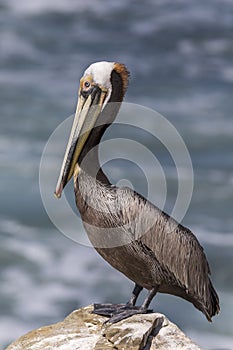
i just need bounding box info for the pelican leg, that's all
[141,285,158,309]
[93,283,143,317]
[126,284,143,307]
[107,285,159,323]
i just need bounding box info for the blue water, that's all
[1,0,233,349]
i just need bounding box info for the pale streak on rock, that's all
[5,305,202,350]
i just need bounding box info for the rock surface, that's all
[6,305,202,350]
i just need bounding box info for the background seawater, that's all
[0,1,233,349]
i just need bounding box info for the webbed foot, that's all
[93,303,153,323]
[107,306,153,323]
[93,303,128,317]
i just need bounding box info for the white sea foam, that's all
[222,66,233,83]
[7,0,113,15]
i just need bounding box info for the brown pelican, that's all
[55,61,220,323]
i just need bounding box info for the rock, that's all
[6,305,202,350]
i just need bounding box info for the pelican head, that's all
[55,61,129,198]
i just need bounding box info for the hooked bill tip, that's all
[54,182,63,199]
[54,191,61,199]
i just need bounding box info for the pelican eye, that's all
[84,81,91,89]
[81,80,94,98]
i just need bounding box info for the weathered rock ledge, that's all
[6,305,202,350]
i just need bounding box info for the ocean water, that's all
[1,0,233,349]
